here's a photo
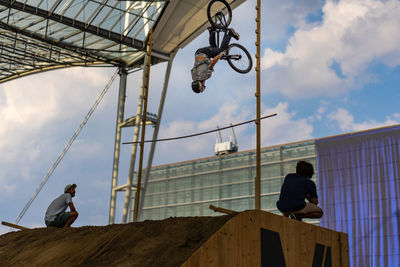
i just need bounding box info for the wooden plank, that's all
[1,221,29,230]
[209,205,238,215]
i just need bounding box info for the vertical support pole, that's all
[109,67,127,224]
[255,0,261,210]
[279,146,284,185]
[121,60,148,224]
[133,29,153,222]
[137,50,177,221]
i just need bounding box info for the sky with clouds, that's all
[1,0,400,233]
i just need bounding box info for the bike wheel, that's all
[227,43,253,74]
[207,0,232,29]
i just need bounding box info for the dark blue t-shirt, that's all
[276,173,318,213]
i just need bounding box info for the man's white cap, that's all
[64,184,77,193]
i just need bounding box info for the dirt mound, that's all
[0,215,233,267]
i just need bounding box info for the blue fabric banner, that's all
[316,125,400,267]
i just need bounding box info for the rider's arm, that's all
[208,51,226,70]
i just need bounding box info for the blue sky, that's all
[1,0,400,234]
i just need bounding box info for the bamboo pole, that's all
[209,205,238,215]
[122,60,147,223]
[255,0,261,209]
[137,50,177,221]
[133,29,153,222]
[2,221,29,230]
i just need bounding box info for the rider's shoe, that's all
[229,28,240,40]
[289,213,302,221]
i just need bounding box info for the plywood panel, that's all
[182,210,349,267]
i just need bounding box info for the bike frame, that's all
[214,28,227,50]
[207,0,252,73]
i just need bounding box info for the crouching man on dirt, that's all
[44,184,78,228]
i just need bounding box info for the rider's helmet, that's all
[191,80,203,93]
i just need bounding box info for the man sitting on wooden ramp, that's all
[44,184,78,228]
[276,161,323,221]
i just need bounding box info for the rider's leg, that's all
[220,28,240,50]
[208,27,217,47]
[220,32,232,51]
[196,46,222,58]
[228,28,240,40]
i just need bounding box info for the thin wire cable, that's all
[14,68,119,225]
[123,113,277,144]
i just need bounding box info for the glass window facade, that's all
[135,141,318,224]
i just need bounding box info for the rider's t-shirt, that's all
[191,52,213,81]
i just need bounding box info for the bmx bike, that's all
[207,0,253,74]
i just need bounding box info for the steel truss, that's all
[0,0,169,82]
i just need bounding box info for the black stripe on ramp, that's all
[312,243,326,267]
[324,246,332,267]
[260,228,286,267]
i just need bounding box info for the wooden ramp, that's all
[182,210,349,267]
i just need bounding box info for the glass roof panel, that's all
[64,31,85,45]
[47,21,67,35]
[105,7,125,34]
[55,0,75,16]
[49,26,76,41]
[1,0,233,83]
[37,0,50,10]
[90,4,114,26]
[0,12,7,21]
[18,17,40,30]
[10,12,29,26]
[73,2,93,22]
[62,1,85,19]
[26,18,48,36]
[84,1,104,24]
[25,0,42,7]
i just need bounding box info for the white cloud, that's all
[69,139,107,160]
[156,101,251,163]
[0,67,113,194]
[154,101,314,165]
[2,183,16,195]
[0,67,110,160]
[234,0,324,42]
[327,107,400,131]
[261,0,400,98]
[315,104,328,120]
[258,102,314,146]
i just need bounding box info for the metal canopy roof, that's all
[0,0,245,83]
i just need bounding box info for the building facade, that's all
[137,140,318,224]
[132,124,400,266]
